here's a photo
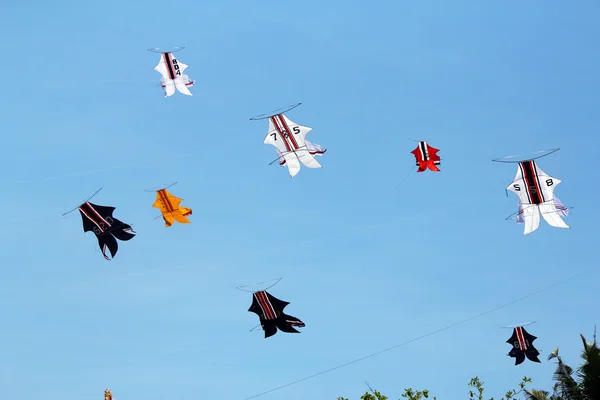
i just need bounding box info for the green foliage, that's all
[525,330,600,400]
[337,390,388,400]
[338,328,599,400]
[468,376,531,400]
[401,388,434,400]
[339,377,527,400]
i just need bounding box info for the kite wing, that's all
[521,328,541,363]
[154,52,192,97]
[78,202,136,260]
[506,161,569,235]
[410,141,440,172]
[264,291,290,312]
[264,114,322,177]
[152,189,192,227]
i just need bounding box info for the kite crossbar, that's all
[147,46,185,54]
[492,148,560,163]
[407,136,435,143]
[267,147,312,165]
[500,321,536,328]
[236,277,283,293]
[143,182,178,192]
[504,204,573,221]
[249,103,302,120]
[61,188,103,216]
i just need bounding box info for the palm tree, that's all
[525,328,600,400]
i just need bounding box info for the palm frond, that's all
[524,389,551,400]
[576,334,600,400]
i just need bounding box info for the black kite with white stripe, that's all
[78,202,136,260]
[248,291,305,338]
[506,326,541,365]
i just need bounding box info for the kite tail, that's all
[175,78,193,96]
[426,160,441,172]
[282,153,301,178]
[539,202,569,229]
[277,314,305,333]
[173,208,192,224]
[98,233,119,260]
[164,81,176,97]
[526,350,541,363]
[522,205,541,235]
[298,150,322,169]
[110,220,136,241]
[162,214,175,227]
[513,351,526,365]
[263,325,278,338]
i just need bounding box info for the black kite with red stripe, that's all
[506,326,541,365]
[78,202,136,260]
[411,141,441,172]
[248,291,305,338]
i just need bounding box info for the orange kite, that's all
[152,188,192,227]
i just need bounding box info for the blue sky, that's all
[1,1,598,399]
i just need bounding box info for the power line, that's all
[242,269,585,399]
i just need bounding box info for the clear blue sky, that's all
[1,1,598,399]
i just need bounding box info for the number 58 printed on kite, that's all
[505,160,570,235]
[494,149,572,235]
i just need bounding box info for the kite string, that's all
[18,165,132,184]
[395,165,416,188]
[61,188,103,216]
[491,148,560,163]
[407,136,435,143]
[241,268,586,400]
[236,277,283,293]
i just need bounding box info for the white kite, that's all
[505,159,570,235]
[251,103,326,178]
[149,47,194,97]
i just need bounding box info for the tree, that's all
[337,376,529,400]
[525,330,600,400]
[468,376,531,400]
